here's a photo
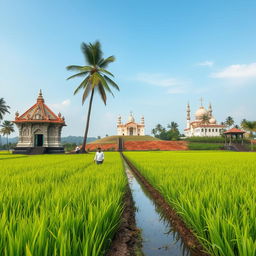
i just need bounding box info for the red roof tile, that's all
[224,128,245,134]
[13,90,65,125]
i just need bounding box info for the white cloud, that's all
[167,87,186,94]
[212,63,256,79]
[135,73,187,94]
[197,61,214,67]
[135,73,179,87]
[49,99,71,111]
[61,99,71,106]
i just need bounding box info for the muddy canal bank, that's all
[122,154,210,256]
[107,186,140,256]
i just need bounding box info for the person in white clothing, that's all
[94,148,104,164]
[75,146,80,153]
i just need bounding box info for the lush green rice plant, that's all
[0,153,126,256]
[124,151,256,256]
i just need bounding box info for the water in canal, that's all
[124,161,191,256]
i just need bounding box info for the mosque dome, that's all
[128,112,135,123]
[209,117,217,124]
[195,106,208,120]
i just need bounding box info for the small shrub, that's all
[188,142,223,150]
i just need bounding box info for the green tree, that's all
[167,121,179,132]
[0,98,10,120]
[241,119,256,151]
[225,116,234,128]
[152,123,180,140]
[155,124,164,133]
[66,41,119,152]
[202,114,210,124]
[0,121,15,151]
[0,98,10,147]
[151,128,157,136]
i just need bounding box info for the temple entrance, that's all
[129,127,133,136]
[35,134,44,147]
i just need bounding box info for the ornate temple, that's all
[117,112,145,136]
[184,100,225,137]
[13,90,66,154]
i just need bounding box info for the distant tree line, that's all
[151,122,180,140]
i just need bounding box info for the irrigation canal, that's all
[123,159,191,256]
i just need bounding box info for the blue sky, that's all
[1,0,256,137]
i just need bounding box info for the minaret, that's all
[186,103,190,128]
[208,103,213,117]
[141,116,145,125]
[117,115,122,125]
[117,115,122,135]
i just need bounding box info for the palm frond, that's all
[66,65,85,71]
[81,42,94,65]
[98,68,114,77]
[99,56,115,68]
[104,75,120,91]
[97,84,107,105]
[0,98,10,120]
[67,71,89,80]
[82,82,92,105]
[74,76,90,95]
[94,73,114,97]
[92,41,103,65]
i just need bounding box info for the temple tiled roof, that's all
[13,90,66,125]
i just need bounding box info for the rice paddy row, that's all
[0,153,126,256]
[124,151,256,256]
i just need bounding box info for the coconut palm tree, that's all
[66,41,119,152]
[202,114,210,124]
[0,120,14,151]
[0,98,10,120]
[156,124,163,132]
[241,119,256,151]
[167,122,179,132]
[151,128,157,136]
[0,98,10,147]
[225,116,234,128]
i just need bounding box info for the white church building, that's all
[117,112,145,136]
[184,101,225,137]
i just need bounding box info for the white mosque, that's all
[117,112,145,136]
[184,100,225,137]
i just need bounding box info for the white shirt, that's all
[94,151,104,161]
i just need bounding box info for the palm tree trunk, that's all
[7,135,9,151]
[81,89,95,153]
[250,132,253,151]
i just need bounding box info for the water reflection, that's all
[125,162,191,256]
